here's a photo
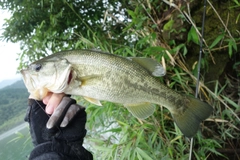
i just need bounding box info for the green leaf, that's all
[232,0,240,5]
[222,95,239,109]
[187,26,199,44]
[143,46,166,54]
[209,33,225,49]
[120,143,132,160]
[231,39,237,51]
[236,14,240,24]
[127,9,136,19]
[135,147,153,160]
[7,132,24,144]
[228,40,233,58]
[163,19,174,31]
[227,39,237,58]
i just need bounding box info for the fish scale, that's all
[21,49,213,137]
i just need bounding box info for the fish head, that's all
[20,57,72,100]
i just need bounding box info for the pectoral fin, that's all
[84,96,102,106]
[79,75,101,86]
[128,57,166,77]
[124,102,155,119]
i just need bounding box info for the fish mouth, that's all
[20,69,36,96]
[67,70,73,84]
[20,69,29,87]
[20,69,26,78]
[56,66,74,93]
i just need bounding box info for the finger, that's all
[60,104,81,127]
[46,97,75,129]
[45,93,65,114]
[42,92,53,105]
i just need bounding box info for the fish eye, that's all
[34,64,42,72]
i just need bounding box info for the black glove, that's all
[25,97,93,160]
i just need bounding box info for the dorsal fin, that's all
[128,57,166,77]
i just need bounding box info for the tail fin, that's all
[171,97,213,137]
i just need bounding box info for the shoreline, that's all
[0,123,28,141]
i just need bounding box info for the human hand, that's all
[42,93,82,129]
[25,96,93,159]
[25,95,85,144]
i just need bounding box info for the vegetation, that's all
[0,81,29,134]
[1,0,239,159]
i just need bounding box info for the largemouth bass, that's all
[21,49,213,137]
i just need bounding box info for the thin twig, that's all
[209,42,240,51]
[187,71,240,122]
[162,0,190,23]
[183,11,215,64]
[176,55,240,122]
[137,0,161,32]
[207,0,235,42]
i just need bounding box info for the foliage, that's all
[0,0,132,68]
[0,81,29,134]
[1,0,240,159]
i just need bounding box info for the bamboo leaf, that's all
[135,147,153,160]
[163,19,174,31]
[187,26,199,44]
[209,33,225,49]
[222,95,239,109]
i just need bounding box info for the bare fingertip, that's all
[46,104,55,114]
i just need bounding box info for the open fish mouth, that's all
[20,69,27,81]
[53,65,73,93]
[20,69,33,90]
[19,49,213,137]
[67,70,73,85]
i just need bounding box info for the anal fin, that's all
[124,102,155,119]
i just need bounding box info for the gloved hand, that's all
[25,97,93,160]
